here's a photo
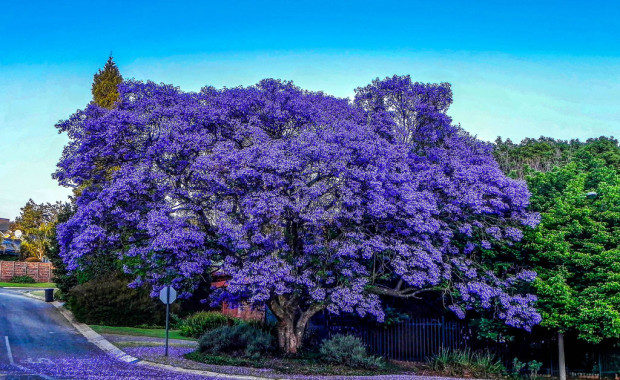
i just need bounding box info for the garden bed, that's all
[184,350,412,377]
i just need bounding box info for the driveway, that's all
[0,288,229,379]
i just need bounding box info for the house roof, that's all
[0,218,9,233]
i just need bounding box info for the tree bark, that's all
[558,331,566,380]
[269,297,324,355]
[277,318,300,355]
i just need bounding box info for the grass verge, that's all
[0,282,56,288]
[89,325,196,341]
[184,351,409,376]
[29,290,46,298]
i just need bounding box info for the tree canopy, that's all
[525,147,620,343]
[13,199,64,261]
[493,136,620,179]
[55,75,541,353]
[489,137,620,344]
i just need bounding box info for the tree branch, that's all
[368,284,440,299]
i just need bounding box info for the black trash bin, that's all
[44,288,54,302]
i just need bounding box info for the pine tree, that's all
[91,55,123,109]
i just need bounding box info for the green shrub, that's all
[0,255,17,261]
[241,318,277,335]
[511,358,526,378]
[67,272,166,326]
[428,348,505,379]
[198,323,273,359]
[179,311,232,338]
[319,334,384,369]
[528,360,542,379]
[10,275,36,283]
[53,289,65,301]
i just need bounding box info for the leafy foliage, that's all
[319,334,383,369]
[55,75,540,354]
[528,360,542,379]
[493,136,620,179]
[91,55,123,109]
[525,159,620,343]
[489,137,620,343]
[13,199,64,261]
[428,348,504,379]
[9,275,35,283]
[47,202,77,295]
[178,311,232,338]
[494,137,582,179]
[198,323,273,359]
[67,272,166,326]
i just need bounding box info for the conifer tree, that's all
[91,55,123,109]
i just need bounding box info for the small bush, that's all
[53,289,65,301]
[319,334,383,369]
[179,311,232,338]
[0,255,17,261]
[528,360,542,379]
[428,348,504,379]
[198,323,273,359]
[10,275,36,283]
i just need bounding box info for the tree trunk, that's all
[269,297,324,356]
[277,318,301,355]
[558,331,566,380]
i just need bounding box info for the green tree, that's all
[488,137,620,380]
[493,136,582,179]
[524,151,620,380]
[13,200,64,261]
[525,160,620,343]
[47,202,77,294]
[493,136,620,180]
[91,55,123,109]
[46,57,124,291]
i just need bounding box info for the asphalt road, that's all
[0,288,220,379]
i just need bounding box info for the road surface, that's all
[0,288,221,379]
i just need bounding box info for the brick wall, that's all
[213,272,265,321]
[222,301,265,321]
[0,261,54,283]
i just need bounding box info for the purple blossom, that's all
[55,75,541,342]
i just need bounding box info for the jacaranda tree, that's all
[55,75,540,354]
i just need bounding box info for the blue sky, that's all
[1,1,619,219]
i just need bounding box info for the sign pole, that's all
[165,286,170,356]
[159,285,176,357]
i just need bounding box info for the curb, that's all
[23,291,46,302]
[52,302,140,364]
[51,302,282,380]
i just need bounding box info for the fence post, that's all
[599,351,602,379]
[440,316,445,349]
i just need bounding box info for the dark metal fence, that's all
[307,310,620,377]
[327,317,469,362]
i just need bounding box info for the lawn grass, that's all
[0,282,56,288]
[89,325,196,341]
